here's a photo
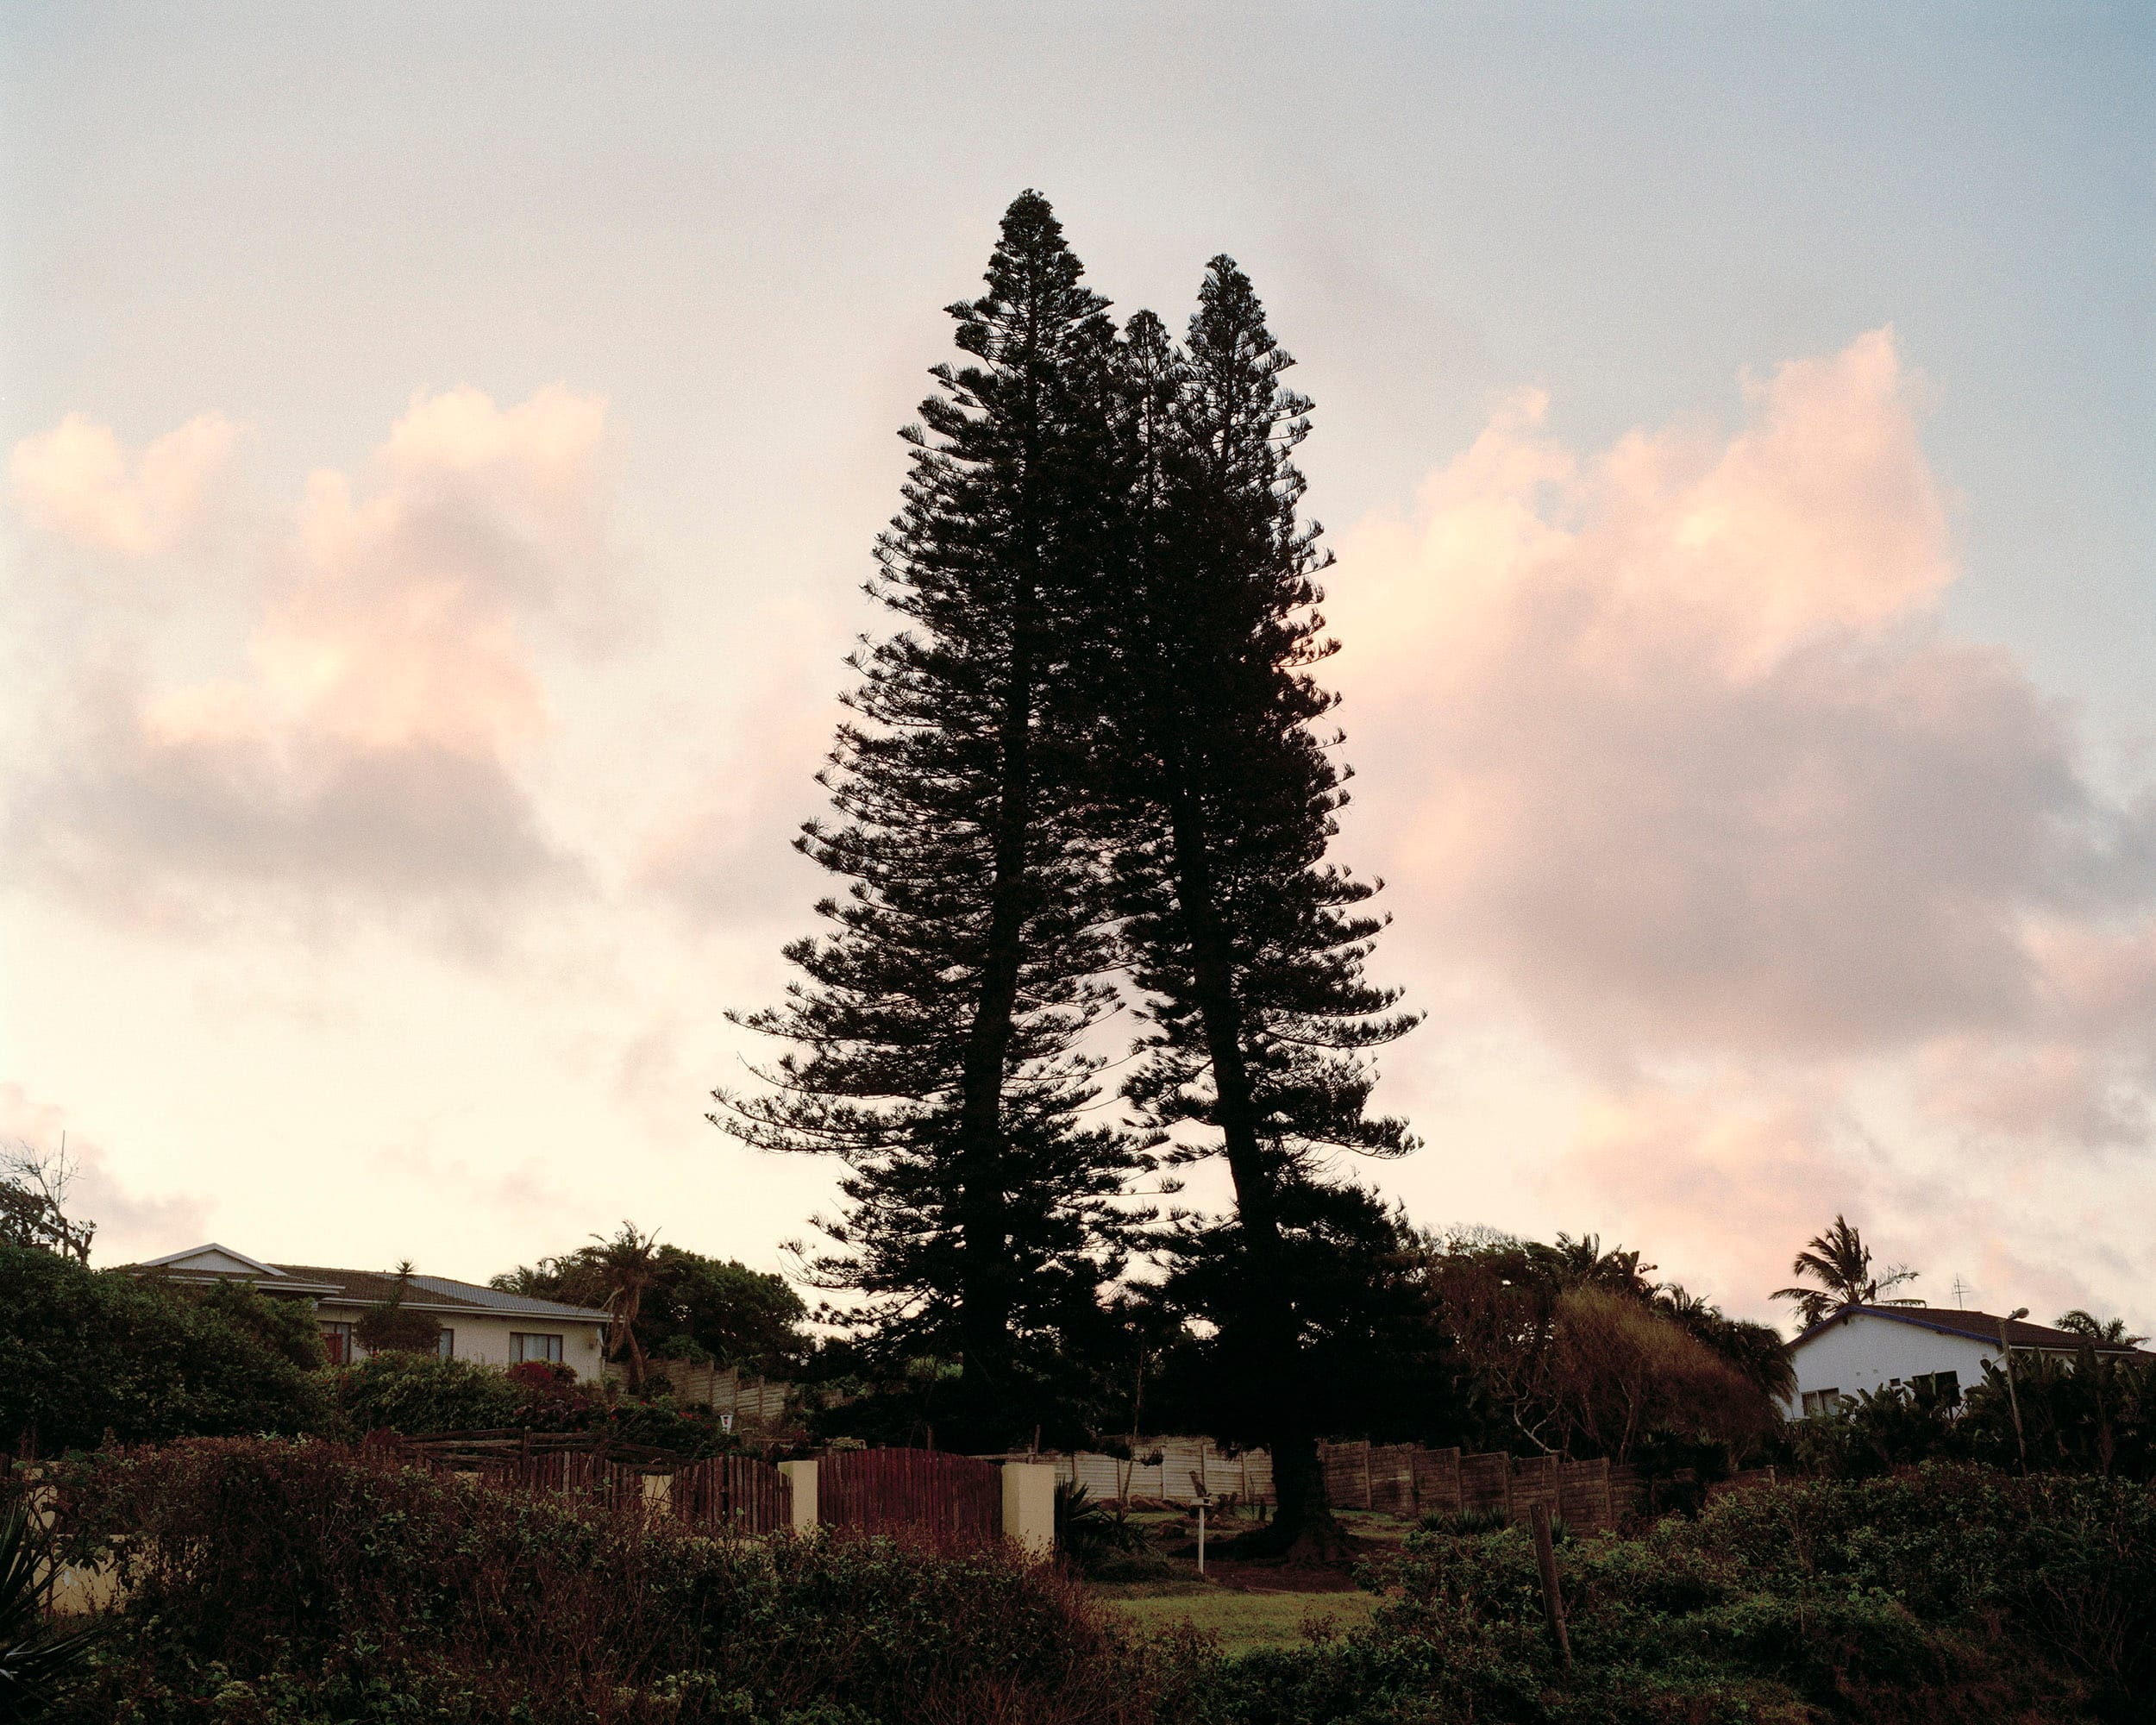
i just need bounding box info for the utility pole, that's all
[1999,1307,2029,1473]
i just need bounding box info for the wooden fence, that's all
[1040,1437,1777,1535]
[820,1447,1001,1546]
[670,1452,793,1534]
[379,1431,793,1534]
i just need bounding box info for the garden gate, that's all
[818,1447,1001,1545]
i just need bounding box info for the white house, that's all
[124,1244,614,1382]
[1784,1304,2153,1418]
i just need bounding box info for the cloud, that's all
[1332,328,2156,1319]
[0,1083,210,1264]
[7,387,610,932]
[1336,330,2156,1081]
[1555,1073,2130,1326]
[11,412,242,555]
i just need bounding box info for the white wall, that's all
[1784,1313,1998,1416]
[322,1305,608,1382]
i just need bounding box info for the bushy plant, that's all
[1190,1463,2155,1723]
[32,1446,2155,1722]
[330,1352,522,1434]
[47,1439,1164,1723]
[0,1246,329,1452]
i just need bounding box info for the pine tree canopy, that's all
[711,192,1144,1446]
[1096,256,1421,1546]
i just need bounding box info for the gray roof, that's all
[408,1273,613,1323]
[1792,1303,2154,1358]
[116,1245,614,1324]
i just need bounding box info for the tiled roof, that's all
[1794,1304,2154,1357]
[273,1264,611,1323]
[115,1245,611,1322]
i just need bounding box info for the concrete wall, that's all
[320,1304,609,1383]
[1783,1314,1998,1415]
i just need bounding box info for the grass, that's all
[1097,1581,1380,1653]
[1082,1504,1405,1652]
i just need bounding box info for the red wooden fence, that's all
[818,1447,1000,1546]
[672,1453,792,1534]
[479,1449,649,1509]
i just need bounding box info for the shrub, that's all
[329,1352,521,1435]
[33,1447,2154,1723]
[48,1439,1163,1723]
[0,1246,329,1452]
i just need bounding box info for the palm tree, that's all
[1771,1215,1920,1330]
[557,1222,662,1393]
[2055,1309,2148,1347]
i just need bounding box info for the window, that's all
[436,1328,454,1359]
[320,1321,356,1365]
[1800,1388,1845,1418]
[1912,1370,1960,1406]
[511,1333,563,1364]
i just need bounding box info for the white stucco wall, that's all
[320,1304,609,1382]
[1784,1313,1999,1416]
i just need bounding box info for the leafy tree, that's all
[642,1247,808,1377]
[1655,1283,1797,1404]
[1099,262,1418,1551]
[1544,1286,1778,1463]
[2055,1308,2148,1347]
[713,191,1143,1446]
[1424,1230,1789,1460]
[0,1246,328,1452]
[353,1260,442,1357]
[1772,1214,1921,1329]
[0,1144,93,1264]
[496,1242,810,1381]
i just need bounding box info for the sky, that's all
[3,3,2152,1333]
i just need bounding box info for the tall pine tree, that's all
[1103,261,1419,1551]
[712,193,1140,1446]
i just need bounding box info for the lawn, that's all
[1097,1580,1380,1653]
[1085,1507,1401,1651]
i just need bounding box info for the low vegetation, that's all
[22,1440,2154,1722]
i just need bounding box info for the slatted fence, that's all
[820,1447,1001,1546]
[479,1448,649,1509]
[672,1453,793,1534]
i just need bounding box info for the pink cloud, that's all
[8,387,611,932]
[1336,329,2155,1075]
[1333,329,2156,1317]
[1556,1072,2137,1327]
[11,412,242,555]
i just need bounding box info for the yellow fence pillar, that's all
[1000,1462,1056,1558]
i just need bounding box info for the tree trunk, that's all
[953,555,1038,1440]
[1164,774,1344,1559]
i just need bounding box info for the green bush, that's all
[33,1446,2155,1722]
[48,1439,1163,1724]
[329,1352,522,1434]
[1186,1463,2156,1723]
[0,1246,329,1452]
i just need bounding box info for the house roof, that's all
[1791,1303,2154,1358]
[118,1245,611,1323]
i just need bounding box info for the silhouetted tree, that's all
[713,192,1143,1446]
[1099,262,1418,1552]
[1772,1215,1921,1330]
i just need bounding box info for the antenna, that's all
[1951,1276,1972,1310]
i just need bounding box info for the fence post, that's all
[1529,1501,1572,1669]
[778,1458,818,1533]
[1001,1462,1056,1557]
